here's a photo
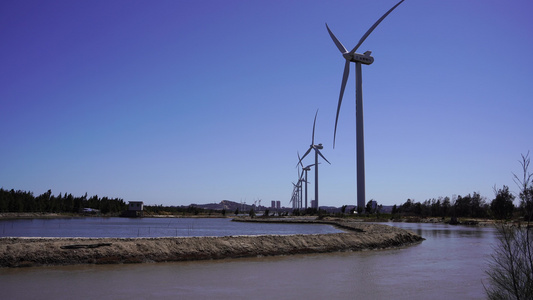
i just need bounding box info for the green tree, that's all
[63,194,74,212]
[455,195,471,217]
[400,199,413,215]
[470,192,487,218]
[441,196,451,217]
[356,206,363,214]
[413,201,422,216]
[365,201,373,214]
[430,199,441,217]
[9,190,25,212]
[100,197,110,214]
[491,186,515,220]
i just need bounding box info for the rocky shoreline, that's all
[0,218,424,268]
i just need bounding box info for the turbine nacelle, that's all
[313,143,324,150]
[343,51,374,65]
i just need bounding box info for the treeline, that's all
[392,192,487,218]
[392,185,530,220]
[0,188,126,214]
[143,204,223,216]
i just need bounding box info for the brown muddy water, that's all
[0,222,496,299]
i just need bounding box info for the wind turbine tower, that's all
[297,158,315,210]
[326,0,405,212]
[302,164,312,209]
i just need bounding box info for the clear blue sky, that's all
[1,0,532,207]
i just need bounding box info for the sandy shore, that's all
[0,218,423,268]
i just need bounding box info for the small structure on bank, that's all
[121,201,144,217]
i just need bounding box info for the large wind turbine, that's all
[326,0,404,213]
[298,110,331,209]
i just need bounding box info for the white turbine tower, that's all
[326,0,405,213]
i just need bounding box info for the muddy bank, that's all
[0,218,423,268]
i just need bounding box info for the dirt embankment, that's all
[0,218,423,268]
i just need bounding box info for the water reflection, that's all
[389,221,492,239]
[0,217,343,238]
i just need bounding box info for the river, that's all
[0,217,344,237]
[0,219,497,299]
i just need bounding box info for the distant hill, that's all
[190,200,265,212]
[189,200,394,214]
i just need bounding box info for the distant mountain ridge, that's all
[188,200,394,214]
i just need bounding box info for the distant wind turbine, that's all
[298,110,331,209]
[300,164,314,209]
[292,162,303,209]
[290,180,303,209]
[290,163,301,209]
[326,0,405,212]
[297,152,316,210]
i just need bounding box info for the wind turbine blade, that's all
[325,23,348,54]
[349,0,405,54]
[316,149,331,165]
[333,60,350,148]
[296,151,304,168]
[302,148,312,160]
[312,109,318,146]
[298,147,313,166]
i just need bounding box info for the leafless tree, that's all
[485,153,533,299]
[513,152,533,221]
[485,224,533,299]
